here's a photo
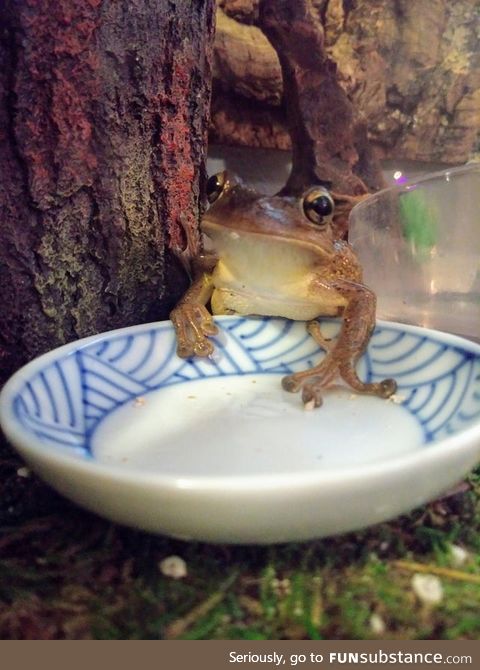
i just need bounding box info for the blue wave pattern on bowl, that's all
[11,318,480,456]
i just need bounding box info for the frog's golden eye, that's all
[303,188,335,225]
[206,172,226,204]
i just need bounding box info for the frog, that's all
[170,170,397,408]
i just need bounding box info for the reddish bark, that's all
[0,0,215,385]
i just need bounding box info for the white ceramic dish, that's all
[1,316,480,544]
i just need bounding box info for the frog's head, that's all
[202,171,336,262]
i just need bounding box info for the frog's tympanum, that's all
[170,171,397,408]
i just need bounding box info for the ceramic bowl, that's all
[1,316,480,544]
[349,163,480,340]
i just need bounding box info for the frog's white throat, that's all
[206,229,343,320]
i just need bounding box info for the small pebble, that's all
[17,467,31,478]
[159,555,188,580]
[411,574,443,605]
[449,544,469,567]
[132,397,145,408]
[369,613,386,635]
[271,577,291,596]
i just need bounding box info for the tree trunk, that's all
[0,0,215,387]
[212,0,480,164]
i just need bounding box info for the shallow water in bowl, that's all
[92,374,424,476]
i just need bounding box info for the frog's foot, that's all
[170,304,218,358]
[339,363,397,399]
[281,323,333,406]
[281,361,397,408]
[281,361,338,408]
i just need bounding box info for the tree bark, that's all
[212,0,480,164]
[0,0,215,386]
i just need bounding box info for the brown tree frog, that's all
[170,171,397,408]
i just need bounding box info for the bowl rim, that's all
[1,316,480,493]
[351,162,480,216]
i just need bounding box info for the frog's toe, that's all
[176,331,213,359]
[302,383,324,409]
[281,375,302,393]
[171,317,195,358]
[192,306,218,337]
[379,378,397,398]
[177,341,195,358]
[202,321,219,337]
[193,337,215,357]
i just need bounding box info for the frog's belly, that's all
[211,288,339,320]
[211,268,344,321]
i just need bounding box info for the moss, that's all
[0,468,479,639]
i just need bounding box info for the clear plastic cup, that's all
[349,163,480,340]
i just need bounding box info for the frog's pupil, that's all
[311,195,333,217]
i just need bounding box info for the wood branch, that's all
[0,0,215,386]
[212,0,480,165]
[255,0,384,236]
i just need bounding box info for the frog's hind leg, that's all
[306,320,333,353]
[282,281,397,407]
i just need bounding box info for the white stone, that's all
[369,613,386,635]
[449,544,469,567]
[411,574,443,605]
[159,555,187,580]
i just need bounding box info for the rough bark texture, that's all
[211,0,480,164]
[0,0,215,386]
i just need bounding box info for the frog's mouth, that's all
[201,219,335,263]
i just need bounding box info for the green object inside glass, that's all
[399,190,438,256]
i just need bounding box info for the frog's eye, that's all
[206,172,226,204]
[303,188,335,225]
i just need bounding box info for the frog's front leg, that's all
[170,270,218,358]
[282,280,397,407]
